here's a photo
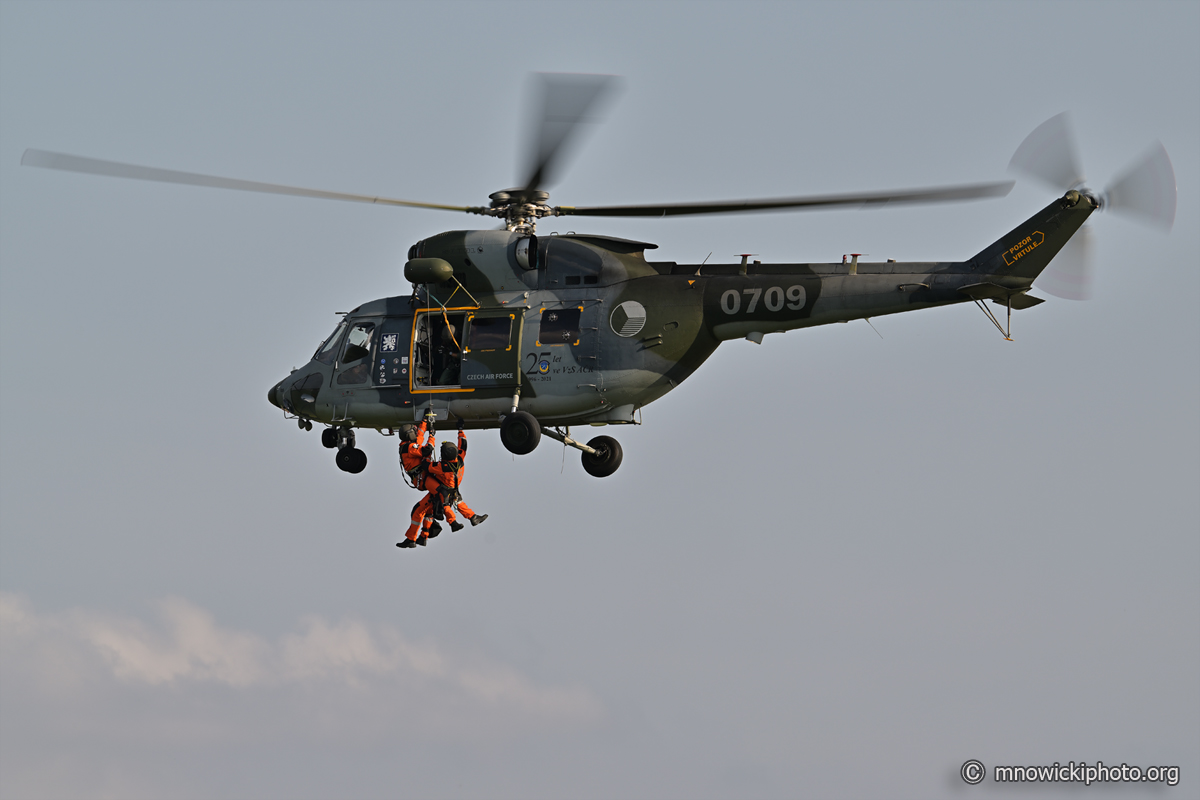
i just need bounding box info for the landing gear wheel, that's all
[336,447,367,474]
[500,411,542,455]
[581,435,622,477]
[298,418,312,431]
[321,428,338,449]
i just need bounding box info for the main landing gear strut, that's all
[323,425,367,474]
[499,411,623,477]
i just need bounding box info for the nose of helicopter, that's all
[268,379,285,409]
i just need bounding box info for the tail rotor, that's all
[1009,112,1176,299]
[1104,141,1177,231]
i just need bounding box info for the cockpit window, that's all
[341,322,376,363]
[314,321,347,365]
[335,322,375,385]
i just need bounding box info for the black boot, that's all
[417,534,428,546]
[469,514,488,527]
[397,539,417,549]
[450,521,465,532]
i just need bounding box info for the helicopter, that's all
[22,76,1176,477]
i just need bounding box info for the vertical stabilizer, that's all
[971,191,1097,280]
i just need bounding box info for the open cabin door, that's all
[409,308,523,393]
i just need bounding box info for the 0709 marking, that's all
[720,286,806,315]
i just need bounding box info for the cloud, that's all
[0,592,603,727]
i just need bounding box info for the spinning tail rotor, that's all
[1009,112,1176,300]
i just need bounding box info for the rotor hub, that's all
[484,188,557,233]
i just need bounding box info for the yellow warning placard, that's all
[1003,231,1045,266]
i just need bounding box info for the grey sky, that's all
[1,2,1197,798]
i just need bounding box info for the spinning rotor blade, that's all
[1010,114,1178,302]
[1038,225,1094,301]
[1039,142,1178,300]
[522,73,619,191]
[555,181,1014,218]
[1008,111,1085,192]
[1104,141,1176,230]
[21,149,478,214]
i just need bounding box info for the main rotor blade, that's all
[1104,141,1176,231]
[555,181,1014,218]
[1037,225,1094,301]
[21,149,480,214]
[522,73,619,192]
[1009,112,1085,192]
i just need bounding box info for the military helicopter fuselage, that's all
[21,75,1172,480]
[268,190,1096,475]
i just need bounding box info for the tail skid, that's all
[958,283,1045,340]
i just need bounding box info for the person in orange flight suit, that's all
[399,418,487,549]
[399,412,436,488]
[428,419,487,532]
[397,412,440,549]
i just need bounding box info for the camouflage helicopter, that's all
[23,78,1175,477]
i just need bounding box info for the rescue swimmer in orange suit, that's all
[397,412,440,548]
[429,418,487,532]
[398,417,486,548]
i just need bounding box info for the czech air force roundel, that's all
[610,300,647,337]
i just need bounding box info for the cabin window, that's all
[538,307,582,345]
[467,315,512,352]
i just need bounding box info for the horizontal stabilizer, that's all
[958,282,1044,309]
[1003,293,1044,310]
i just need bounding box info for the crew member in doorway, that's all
[433,318,462,386]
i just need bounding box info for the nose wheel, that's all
[330,427,366,473]
[335,446,367,473]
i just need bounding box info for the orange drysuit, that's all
[399,419,434,488]
[403,430,478,541]
[404,492,440,541]
[400,420,438,542]
[428,430,479,524]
